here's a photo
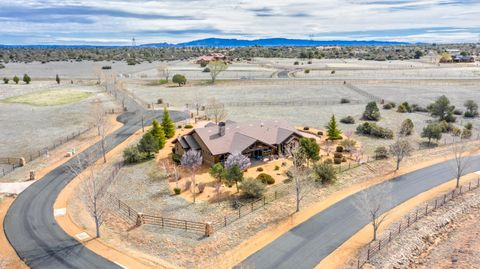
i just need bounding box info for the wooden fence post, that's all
[224,216,227,227]
[378,240,381,250]
[425,204,428,215]
[407,216,410,227]
[367,248,370,260]
[398,223,401,233]
[415,210,418,221]
[389,231,392,242]
[205,222,213,237]
[469,182,471,191]
[459,186,462,194]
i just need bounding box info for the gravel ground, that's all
[0,81,118,158]
[352,183,480,269]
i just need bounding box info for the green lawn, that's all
[1,90,92,106]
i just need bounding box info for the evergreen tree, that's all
[13,75,19,84]
[56,74,60,84]
[362,101,380,121]
[23,74,31,84]
[326,114,342,140]
[150,119,166,150]
[137,132,159,157]
[162,107,175,138]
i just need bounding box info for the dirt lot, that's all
[0,81,119,159]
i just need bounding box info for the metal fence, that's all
[356,177,480,268]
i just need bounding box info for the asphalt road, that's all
[239,155,480,269]
[3,88,187,269]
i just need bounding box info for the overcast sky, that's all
[1,0,479,45]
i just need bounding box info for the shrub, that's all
[324,158,333,164]
[317,131,324,136]
[342,157,347,162]
[173,187,181,195]
[399,118,414,136]
[184,124,193,129]
[203,67,211,72]
[362,102,381,121]
[331,70,336,74]
[336,146,344,152]
[453,109,463,116]
[307,61,312,64]
[462,128,472,139]
[313,162,337,183]
[101,66,112,70]
[304,69,310,74]
[356,122,394,139]
[411,104,428,112]
[464,111,478,118]
[374,146,389,159]
[157,98,163,104]
[200,62,208,67]
[340,116,355,124]
[340,138,357,152]
[256,167,264,172]
[198,183,206,193]
[172,74,187,86]
[13,75,19,84]
[172,153,181,165]
[451,126,462,137]
[340,98,350,104]
[421,123,442,144]
[0,63,4,69]
[397,102,412,113]
[3,77,8,84]
[465,122,473,130]
[303,126,310,131]
[23,74,31,84]
[334,152,343,159]
[294,61,299,65]
[240,179,266,198]
[123,146,148,164]
[334,158,342,164]
[326,115,343,140]
[274,165,280,171]
[383,103,393,110]
[257,173,275,185]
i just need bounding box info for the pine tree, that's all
[150,119,166,149]
[326,114,342,140]
[137,132,159,157]
[56,74,60,84]
[162,107,175,138]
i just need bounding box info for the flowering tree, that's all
[225,153,251,192]
[181,150,203,203]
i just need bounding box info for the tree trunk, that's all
[296,186,300,212]
[192,173,196,203]
[235,181,239,193]
[372,222,377,241]
[456,175,461,188]
[396,158,400,170]
[95,215,101,238]
[101,139,107,163]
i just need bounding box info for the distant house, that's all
[173,120,304,165]
[452,55,475,63]
[195,53,228,64]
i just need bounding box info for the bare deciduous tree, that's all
[157,65,170,82]
[389,138,413,170]
[208,60,228,83]
[69,152,111,238]
[288,145,315,212]
[92,101,109,163]
[205,98,227,124]
[355,183,392,241]
[181,150,203,203]
[451,140,474,188]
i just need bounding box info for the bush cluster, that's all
[257,173,275,185]
[240,179,266,198]
[340,116,355,124]
[356,122,394,139]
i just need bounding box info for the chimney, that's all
[218,122,226,136]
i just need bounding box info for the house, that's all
[173,120,304,165]
[195,53,227,65]
[452,55,475,63]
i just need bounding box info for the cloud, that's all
[0,0,479,45]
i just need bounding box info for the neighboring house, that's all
[195,53,227,64]
[173,120,304,165]
[452,55,475,63]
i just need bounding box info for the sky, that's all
[0,0,479,45]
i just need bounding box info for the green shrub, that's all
[173,187,181,195]
[200,62,208,67]
[362,102,381,121]
[465,122,473,130]
[340,116,355,124]
[374,146,389,159]
[257,173,275,184]
[3,77,9,84]
[383,103,393,110]
[340,98,350,104]
[412,104,428,112]
[342,157,347,162]
[274,165,280,171]
[123,146,148,164]
[317,131,323,136]
[240,179,267,198]
[397,102,412,113]
[101,66,112,70]
[172,74,187,86]
[324,158,333,164]
[453,109,463,116]
[256,167,264,172]
[313,162,337,183]
[184,124,193,129]
[336,146,344,152]
[303,126,310,131]
[294,61,299,65]
[451,126,462,136]
[203,67,211,72]
[356,122,394,139]
[334,158,342,164]
[157,98,163,104]
[462,128,472,139]
[304,69,310,74]
[172,153,181,165]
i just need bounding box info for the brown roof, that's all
[191,120,302,155]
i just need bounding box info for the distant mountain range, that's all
[0,38,410,49]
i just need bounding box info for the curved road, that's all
[3,87,186,268]
[239,155,480,269]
